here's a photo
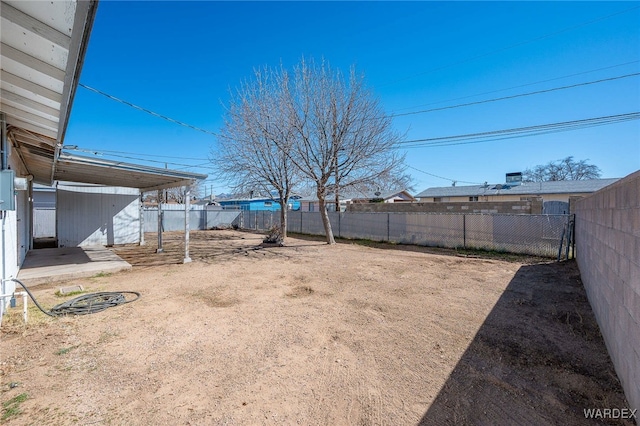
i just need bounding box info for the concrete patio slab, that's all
[16,247,132,287]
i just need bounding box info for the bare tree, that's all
[143,181,201,204]
[285,58,405,244]
[213,66,301,242]
[523,156,601,182]
[166,181,201,203]
[348,170,415,194]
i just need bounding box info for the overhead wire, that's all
[389,73,639,118]
[405,165,483,185]
[77,71,639,147]
[63,147,208,161]
[63,147,216,170]
[74,5,639,144]
[389,60,640,113]
[397,112,639,149]
[78,83,219,137]
[378,4,640,87]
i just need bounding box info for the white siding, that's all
[57,185,140,247]
[33,208,55,238]
[1,144,30,315]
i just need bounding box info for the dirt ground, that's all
[0,230,632,425]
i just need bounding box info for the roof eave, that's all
[50,0,99,184]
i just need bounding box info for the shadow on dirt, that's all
[288,232,547,264]
[113,230,326,266]
[418,261,632,425]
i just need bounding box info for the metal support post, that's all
[139,192,145,246]
[156,189,163,253]
[183,186,191,263]
[28,179,33,250]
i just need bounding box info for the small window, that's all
[264,201,272,207]
[433,197,442,202]
[469,196,478,202]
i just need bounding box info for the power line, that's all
[63,147,216,170]
[78,83,219,137]
[389,60,640,113]
[78,69,638,142]
[397,112,639,148]
[63,147,209,161]
[406,165,482,185]
[389,73,640,118]
[379,5,640,87]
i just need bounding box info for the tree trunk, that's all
[318,197,336,245]
[279,200,288,241]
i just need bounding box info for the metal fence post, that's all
[570,214,576,259]
[387,213,390,242]
[463,214,466,249]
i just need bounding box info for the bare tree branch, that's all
[523,156,602,182]
[213,58,406,245]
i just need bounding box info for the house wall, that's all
[1,143,30,316]
[57,185,140,247]
[419,192,591,203]
[348,200,542,214]
[574,170,640,414]
[218,200,283,211]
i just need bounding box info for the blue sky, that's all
[64,1,640,195]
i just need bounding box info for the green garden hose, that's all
[9,278,140,316]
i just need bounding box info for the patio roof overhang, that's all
[1,0,207,191]
[1,0,98,184]
[55,153,207,191]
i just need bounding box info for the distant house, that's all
[217,196,301,211]
[300,189,415,212]
[415,175,620,214]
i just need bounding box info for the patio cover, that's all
[55,153,207,191]
[1,0,98,184]
[2,0,206,191]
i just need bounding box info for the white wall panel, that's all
[57,184,140,247]
[1,143,29,315]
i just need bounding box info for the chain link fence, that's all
[143,206,241,232]
[240,210,572,258]
[141,208,571,258]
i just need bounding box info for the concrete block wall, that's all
[575,170,640,414]
[347,199,542,214]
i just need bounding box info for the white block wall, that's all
[575,170,640,413]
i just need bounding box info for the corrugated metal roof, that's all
[55,153,207,191]
[415,178,621,198]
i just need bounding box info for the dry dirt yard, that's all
[0,230,632,425]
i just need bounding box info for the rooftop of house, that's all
[298,189,414,203]
[415,178,620,199]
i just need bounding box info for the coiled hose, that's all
[9,278,140,316]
